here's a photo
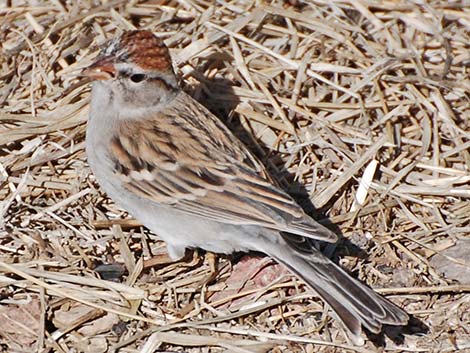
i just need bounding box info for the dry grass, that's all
[1,1,470,352]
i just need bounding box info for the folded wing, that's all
[108,93,337,243]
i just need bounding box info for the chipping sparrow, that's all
[84,30,408,340]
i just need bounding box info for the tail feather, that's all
[261,236,409,337]
[287,217,338,243]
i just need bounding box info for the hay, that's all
[1,1,469,352]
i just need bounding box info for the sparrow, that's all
[83,30,408,340]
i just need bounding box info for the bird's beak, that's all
[82,56,116,80]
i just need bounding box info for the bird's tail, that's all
[260,234,409,338]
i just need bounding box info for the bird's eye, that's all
[129,73,147,83]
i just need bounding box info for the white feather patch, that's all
[129,169,155,181]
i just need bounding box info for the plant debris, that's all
[1,1,469,352]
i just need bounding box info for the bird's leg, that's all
[175,251,219,318]
[143,247,193,269]
[197,251,219,287]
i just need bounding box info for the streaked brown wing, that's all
[108,93,337,242]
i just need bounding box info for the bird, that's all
[83,30,408,341]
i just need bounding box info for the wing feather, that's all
[108,92,337,242]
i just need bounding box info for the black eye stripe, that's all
[119,70,146,81]
[118,70,177,91]
[130,73,146,82]
[150,77,178,92]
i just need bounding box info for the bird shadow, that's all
[181,57,342,242]
[184,62,376,269]
[366,316,428,346]
[183,58,416,345]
